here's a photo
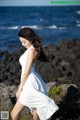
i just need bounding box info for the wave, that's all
[40,18,43,21]
[0,26,19,30]
[0,25,66,30]
[21,25,39,29]
[76,24,80,27]
[76,10,80,14]
[76,20,80,23]
[8,26,19,29]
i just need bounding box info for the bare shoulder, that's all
[29,46,38,59]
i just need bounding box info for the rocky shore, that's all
[0,39,80,120]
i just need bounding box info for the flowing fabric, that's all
[18,45,59,120]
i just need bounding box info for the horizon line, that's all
[0,4,80,7]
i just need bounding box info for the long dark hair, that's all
[18,27,48,62]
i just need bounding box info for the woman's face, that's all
[19,37,32,49]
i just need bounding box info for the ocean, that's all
[0,6,80,52]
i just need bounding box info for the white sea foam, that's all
[76,20,80,23]
[76,10,80,14]
[46,26,66,30]
[0,25,66,30]
[16,25,58,29]
[7,26,19,30]
[76,24,80,27]
[0,26,19,30]
[21,25,39,29]
[40,18,43,21]
[46,25,57,29]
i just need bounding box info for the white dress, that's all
[18,45,59,120]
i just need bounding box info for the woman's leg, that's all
[32,110,40,120]
[11,100,25,120]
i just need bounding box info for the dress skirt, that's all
[18,71,59,120]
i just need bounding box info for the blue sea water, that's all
[0,6,80,52]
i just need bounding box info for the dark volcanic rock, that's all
[36,39,80,87]
[50,84,80,120]
[0,39,80,120]
[0,39,80,87]
[0,47,25,85]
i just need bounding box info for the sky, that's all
[0,0,80,6]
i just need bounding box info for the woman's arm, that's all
[18,47,37,91]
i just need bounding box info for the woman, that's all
[11,27,59,120]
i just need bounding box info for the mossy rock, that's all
[48,85,61,98]
[19,112,32,120]
[48,85,65,104]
